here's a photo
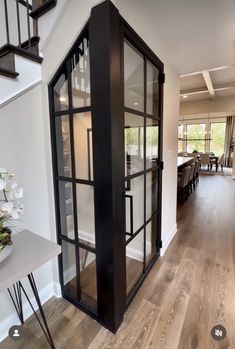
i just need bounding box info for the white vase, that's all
[0,245,13,263]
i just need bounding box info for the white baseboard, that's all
[161,224,177,256]
[232,175,235,180]
[0,281,61,343]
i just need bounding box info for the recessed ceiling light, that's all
[182,95,188,99]
[134,102,139,106]
[59,96,66,102]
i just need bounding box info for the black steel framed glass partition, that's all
[49,0,164,332]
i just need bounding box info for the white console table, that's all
[0,230,61,348]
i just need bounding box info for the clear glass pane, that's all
[210,122,226,156]
[125,112,144,176]
[74,112,93,180]
[146,60,159,116]
[53,71,69,112]
[146,170,158,220]
[124,40,144,112]
[71,36,91,108]
[125,175,144,234]
[146,118,158,169]
[76,184,95,248]
[55,116,72,177]
[58,181,74,239]
[146,215,157,265]
[186,124,206,153]
[126,230,144,295]
[79,248,97,309]
[62,240,77,298]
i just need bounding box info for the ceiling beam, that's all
[202,71,215,100]
[180,82,235,97]
[180,65,232,78]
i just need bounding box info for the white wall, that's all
[180,95,235,115]
[0,85,58,338]
[0,55,41,107]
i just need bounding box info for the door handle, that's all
[125,194,133,236]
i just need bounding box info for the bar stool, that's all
[177,166,191,203]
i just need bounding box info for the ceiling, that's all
[115,0,235,103]
[180,66,235,102]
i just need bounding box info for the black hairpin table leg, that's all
[8,273,55,349]
[7,282,24,324]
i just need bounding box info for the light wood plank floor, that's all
[1,174,235,349]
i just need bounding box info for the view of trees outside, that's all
[125,126,158,157]
[210,122,226,156]
[186,124,206,153]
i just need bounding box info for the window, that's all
[178,125,183,152]
[186,124,206,153]
[210,122,226,156]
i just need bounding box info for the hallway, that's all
[1,174,235,349]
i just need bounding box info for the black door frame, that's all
[49,0,164,333]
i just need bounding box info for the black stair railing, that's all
[2,0,38,50]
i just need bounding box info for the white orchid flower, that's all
[14,187,23,199]
[11,181,18,189]
[1,202,14,214]
[11,209,19,220]
[0,179,6,190]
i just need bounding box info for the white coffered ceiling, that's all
[115,0,235,102]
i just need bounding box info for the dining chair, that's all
[188,163,195,193]
[211,153,225,171]
[192,161,199,188]
[177,166,191,203]
[199,153,210,171]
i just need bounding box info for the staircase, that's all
[0,0,57,79]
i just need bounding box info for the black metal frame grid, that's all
[49,25,99,321]
[122,26,164,303]
[48,0,164,333]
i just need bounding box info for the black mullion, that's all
[67,58,81,301]
[143,56,147,271]
[156,66,164,254]
[124,106,144,117]
[125,165,158,181]
[78,242,96,254]
[125,210,158,246]
[146,113,160,121]
[56,176,94,186]
[53,106,92,117]
[49,85,64,294]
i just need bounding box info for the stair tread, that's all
[0,44,43,64]
[0,67,19,79]
[30,0,57,19]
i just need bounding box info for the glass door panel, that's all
[79,248,97,309]
[76,184,95,248]
[125,112,144,176]
[55,116,72,178]
[146,60,159,117]
[73,112,93,181]
[124,40,144,112]
[126,230,144,295]
[62,240,77,298]
[71,35,91,109]
[146,118,159,169]
[124,39,160,297]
